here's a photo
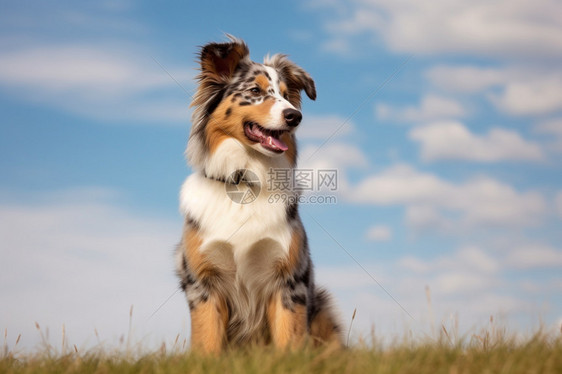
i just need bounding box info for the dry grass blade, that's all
[347,308,357,347]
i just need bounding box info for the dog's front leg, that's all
[190,294,228,354]
[179,225,229,354]
[266,226,309,348]
[267,289,307,349]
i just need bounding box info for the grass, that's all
[2,325,562,374]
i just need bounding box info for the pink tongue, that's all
[262,135,288,151]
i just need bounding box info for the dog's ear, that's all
[199,35,250,82]
[265,54,316,108]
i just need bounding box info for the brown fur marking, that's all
[279,81,288,97]
[267,291,307,348]
[190,295,229,354]
[206,95,276,154]
[183,226,208,277]
[310,308,343,348]
[255,74,270,92]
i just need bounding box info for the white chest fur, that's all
[180,172,293,257]
[180,136,300,304]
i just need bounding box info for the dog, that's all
[175,36,342,353]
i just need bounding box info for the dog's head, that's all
[187,36,316,173]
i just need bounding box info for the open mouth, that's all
[244,122,289,153]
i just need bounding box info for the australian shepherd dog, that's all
[175,36,342,353]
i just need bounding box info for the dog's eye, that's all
[283,93,289,100]
[250,87,261,95]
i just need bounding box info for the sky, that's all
[1,0,562,351]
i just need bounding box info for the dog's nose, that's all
[283,108,302,127]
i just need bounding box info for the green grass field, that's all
[2,327,561,374]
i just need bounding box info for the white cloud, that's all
[433,272,493,295]
[427,65,562,116]
[426,65,507,94]
[348,164,546,229]
[301,139,365,162]
[298,114,355,139]
[405,205,452,232]
[507,245,562,269]
[312,0,562,59]
[409,121,545,162]
[0,44,193,123]
[535,118,562,136]
[456,246,500,273]
[366,225,392,242]
[299,142,368,170]
[397,256,429,273]
[400,246,499,275]
[376,94,466,123]
[298,142,369,195]
[0,189,187,350]
[316,265,381,291]
[489,77,562,116]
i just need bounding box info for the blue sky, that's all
[1,0,562,350]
